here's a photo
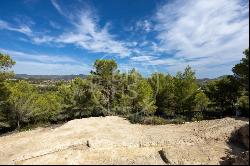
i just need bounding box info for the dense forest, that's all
[0,48,249,133]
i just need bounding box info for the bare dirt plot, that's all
[0,116,248,165]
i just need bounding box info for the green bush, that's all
[127,113,144,124]
[142,116,167,125]
[170,115,186,124]
[191,112,204,121]
[127,114,167,125]
[238,95,249,117]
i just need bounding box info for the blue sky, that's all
[0,0,249,78]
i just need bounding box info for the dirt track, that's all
[0,116,248,165]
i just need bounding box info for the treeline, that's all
[0,49,249,132]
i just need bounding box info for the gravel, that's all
[0,116,248,165]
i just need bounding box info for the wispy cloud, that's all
[0,19,54,45]
[51,0,65,17]
[154,0,249,58]
[0,19,32,36]
[1,0,248,78]
[130,55,157,62]
[49,21,61,29]
[1,1,132,58]
[13,61,90,75]
[0,48,91,75]
[145,0,249,77]
[31,36,55,44]
[46,0,131,57]
[56,11,131,57]
[0,48,78,64]
[133,20,152,33]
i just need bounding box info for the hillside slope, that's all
[0,116,248,165]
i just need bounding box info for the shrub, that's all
[170,115,186,124]
[127,112,144,124]
[191,112,204,121]
[142,116,167,125]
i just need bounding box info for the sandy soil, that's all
[0,116,248,165]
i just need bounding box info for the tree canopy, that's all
[0,48,249,132]
[232,48,249,92]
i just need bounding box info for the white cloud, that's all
[0,48,91,75]
[32,36,55,44]
[151,0,249,78]
[1,1,131,58]
[48,1,131,57]
[130,55,157,62]
[0,19,56,46]
[51,0,65,17]
[49,21,61,29]
[0,48,78,64]
[0,19,32,36]
[1,0,248,78]
[14,61,90,75]
[155,0,249,57]
[56,14,130,57]
[135,20,152,32]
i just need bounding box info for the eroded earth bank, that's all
[0,116,248,165]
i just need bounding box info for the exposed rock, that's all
[86,140,91,148]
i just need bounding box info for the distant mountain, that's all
[14,74,230,83]
[14,74,87,80]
